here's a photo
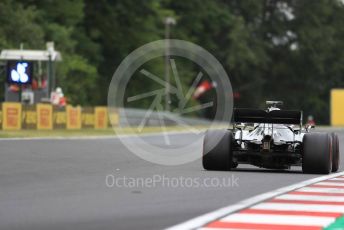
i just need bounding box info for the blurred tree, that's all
[83,0,167,106]
[9,0,99,105]
[0,0,343,123]
[0,0,44,101]
[165,0,268,109]
[0,0,44,49]
[290,0,344,123]
[260,0,344,123]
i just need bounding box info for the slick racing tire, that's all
[202,129,233,171]
[302,133,332,174]
[331,133,340,172]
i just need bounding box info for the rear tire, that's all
[332,133,340,172]
[202,130,233,171]
[302,133,332,174]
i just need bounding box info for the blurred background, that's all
[0,0,344,125]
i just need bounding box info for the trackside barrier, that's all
[2,102,22,130]
[0,103,118,130]
[94,107,108,129]
[81,107,94,129]
[66,105,82,130]
[22,105,36,129]
[37,104,53,130]
[0,107,2,128]
[0,103,215,131]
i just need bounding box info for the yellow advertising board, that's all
[331,89,344,126]
[22,105,36,129]
[2,102,22,130]
[66,105,81,129]
[108,108,119,127]
[37,104,53,130]
[0,109,2,129]
[0,103,117,130]
[82,107,94,129]
[53,106,66,129]
[94,107,108,129]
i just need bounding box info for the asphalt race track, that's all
[0,128,343,230]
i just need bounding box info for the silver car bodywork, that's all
[235,124,304,144]
[231,101,309,169]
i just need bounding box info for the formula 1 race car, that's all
[203,101,339,174]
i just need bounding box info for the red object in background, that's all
[51,93,67,107]
[31,80,38,90]
[59,97,67,107]
[9,84,20,92]
[32,78,47,90]
[307,115,316,126]
[233,92,241,99]
[193,80,214,99]
[40,79,47,89]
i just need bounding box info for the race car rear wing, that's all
[233,108,303,125]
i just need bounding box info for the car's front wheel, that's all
[202,129,233,171]
[302,133,332,174]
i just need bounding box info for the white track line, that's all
[252,202,344,213]
[166,171,344,230]
[297,187,344,193]
[276,194,344,202]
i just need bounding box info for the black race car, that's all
[203,101,339,174]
